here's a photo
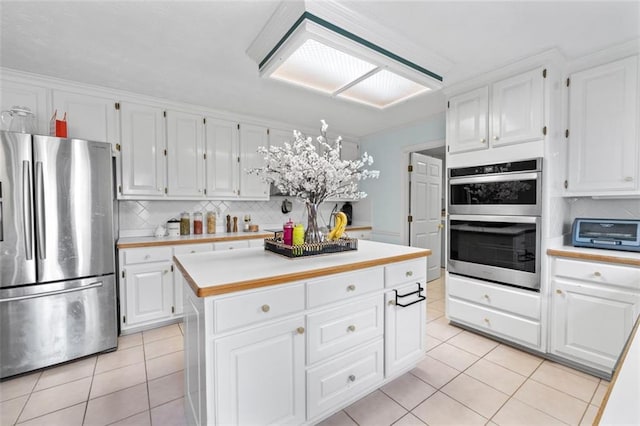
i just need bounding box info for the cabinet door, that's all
[385,283,426,377]
[204,117,238,198]
[0,79,49,135]
[239,123,269,199]
[52,90,119,147]
[167,110,204,197]
[551,278,640,372]
[215,316,305,425]
[491,68,544,147]
[567,56,639,194]
[123,262,173,327]
[120,102,166,197]
[447,87,489,154]
[269,128,294,149]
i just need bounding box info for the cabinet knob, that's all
[190,250,196,254]
[347,325,356,332]
[405,271,413,277]
[594,271,601,277]
[483,317,490,324]
[483,294,490,300]
[261,304,270,313]
[556,289,563,295]
[437,223,444,230]
[493,136,499,141]
[145,254,151,260]
[163,270,169,275]
[480,138,486,143]
[296,326,305,334]
[388,300,396,306]
[348,374,356,382]
[624,177,633,182]
[347,284,356,292]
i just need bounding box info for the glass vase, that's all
[304,201,324,244]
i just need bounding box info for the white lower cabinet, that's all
[183,258,427,425]
[549,257,640,374]
[215,316,306,426]
[123,261,173,327]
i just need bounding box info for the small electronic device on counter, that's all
[572,218,640,252]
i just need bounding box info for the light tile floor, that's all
[0,275,608,426]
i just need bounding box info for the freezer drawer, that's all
[0,274,117,378]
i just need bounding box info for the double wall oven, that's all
[448,159,542,291]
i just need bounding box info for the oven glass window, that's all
[450,179,537,206]
[449,219,537,272]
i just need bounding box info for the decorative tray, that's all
[264,237,358,258]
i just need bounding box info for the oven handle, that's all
[449,214,540,224]
[449,172,540,185]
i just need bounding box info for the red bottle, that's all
[283,218,294,245]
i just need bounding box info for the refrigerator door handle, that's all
[0,281,104,303]
[22,161,33,260]
[35,161,46,260]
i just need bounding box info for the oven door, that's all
[448,215,541,290]
[449,171,541,216]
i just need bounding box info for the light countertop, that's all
[117,225,373,249]
[174,240,430,298]
[547,245,640,267]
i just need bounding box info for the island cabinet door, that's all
[384,283,426,378]
[215,316,305,425]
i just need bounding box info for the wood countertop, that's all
[547,246,640,267]
[174,240,430,298]
[117,226,373,249]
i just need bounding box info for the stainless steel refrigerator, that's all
[0,131,117,379]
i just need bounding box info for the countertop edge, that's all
[117,226,373,249]
[174,249,431,298]
[546,248,640,267]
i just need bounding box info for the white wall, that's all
[359,113,446,245]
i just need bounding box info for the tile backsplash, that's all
[117,198,362,237]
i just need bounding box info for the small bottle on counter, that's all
[243,214,251,232]
[293,223,305,246]
[206,211,216,234]
[283,218,294,245]
[180,212,191,235]
[193,211,203,235]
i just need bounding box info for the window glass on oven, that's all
[450,179,538,206]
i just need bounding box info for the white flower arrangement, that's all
[249,120,380,205]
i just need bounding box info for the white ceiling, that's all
[1,1,639,137]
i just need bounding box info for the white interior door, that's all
[409,153,442,282]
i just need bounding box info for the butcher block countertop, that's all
[174,240,430,298]
[547,246,640,267]
[117,226,373,249]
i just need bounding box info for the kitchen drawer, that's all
[122,246,173,265]
[213,240,250,251]
[173,243,213,255]
[213,282,305,333]
[307,294,383,365]
[307,339,383,421]
[448,298,541,348]
[553,258,640,290]
[448,274,541,320]
[384,259,426,288]
[306,267,383,308]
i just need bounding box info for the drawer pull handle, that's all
[261,304,270,313]
[348,374,356,382]
[347,325,356,332]
[296,327,305,334]
[405,271,413,277]
[393,283,425,307]
[556,289,563,295]
[190,250,196,254]
[483,317,490,324]
[594,271,601,277]
[347,284,356,292]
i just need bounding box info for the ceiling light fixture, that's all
[247,2,445,109]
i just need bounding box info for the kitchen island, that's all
[173,240,430,425]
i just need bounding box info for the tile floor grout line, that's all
[81,355,98,426]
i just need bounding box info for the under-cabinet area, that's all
[175,241,429,425]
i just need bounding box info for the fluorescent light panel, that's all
[338,69,431,108]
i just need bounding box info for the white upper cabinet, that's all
[52,90,119,147]
[205,117,239,198]
[565,56,639,196]
[119,102,166,197]
[447,87,489,154]
[0,80,49,135]
[167,110,205,197]
[447,68,545,155]
[491,68,545,147]
[239,123,269,199]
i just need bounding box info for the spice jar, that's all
[180,212,190,235]
[206,211,216,234]
[193,211,203,235]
